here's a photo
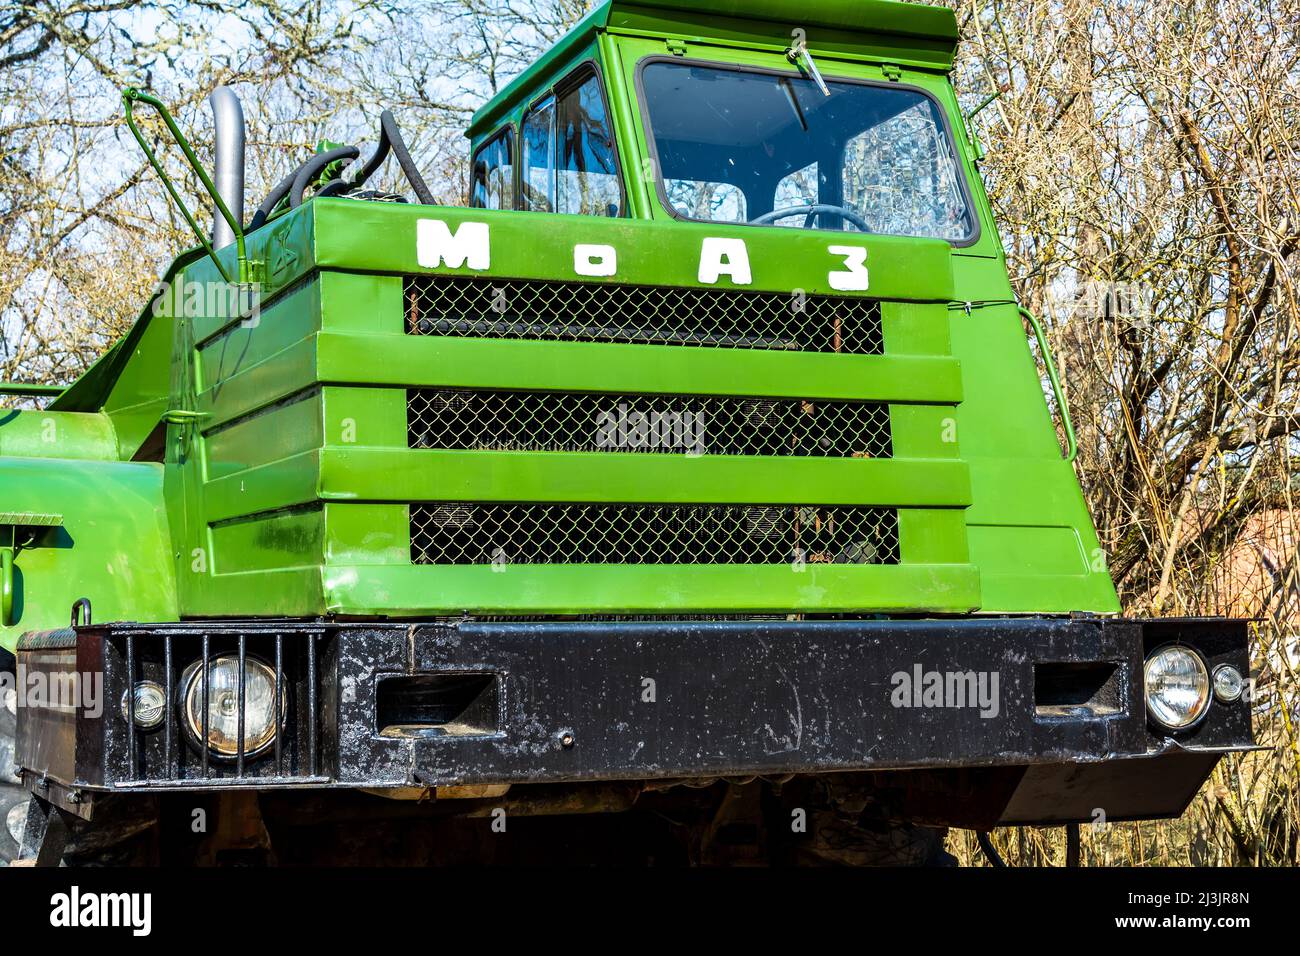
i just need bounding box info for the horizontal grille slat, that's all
[407,389,892,459]
[404,276,884,355]
[410,503,900,566]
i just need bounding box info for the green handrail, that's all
[0,382,64,397]
[1019,306,1078,463]
[122,88,248,284]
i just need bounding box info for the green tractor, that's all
[0,0,1254,865]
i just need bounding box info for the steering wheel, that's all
[749,203,873,232]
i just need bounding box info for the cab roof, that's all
[466,0,960,139]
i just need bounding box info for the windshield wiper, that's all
[779,78,809,130]
[786,37,831,98]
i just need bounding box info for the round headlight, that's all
[1144,646,1210,730]
[1212,664,1244,703]
[121,680,166,729]
[179,655,285,758]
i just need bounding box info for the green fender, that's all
[0,455,178,653]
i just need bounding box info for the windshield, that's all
[640,61,975,242]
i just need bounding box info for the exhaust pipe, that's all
[208,86,245,248]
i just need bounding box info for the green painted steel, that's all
[310,201,956,298]
[0,0,1123,651]
[318,449,970,507]
[0,383,65,397]
[0,458,177,646]
[0,411,119,460]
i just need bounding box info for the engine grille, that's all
[409,503,900,565]
[404,276,884,354]
[407,389,892,458]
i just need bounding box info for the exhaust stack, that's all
[208,86,245,248]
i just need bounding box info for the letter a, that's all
[698,238,752,285]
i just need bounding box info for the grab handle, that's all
[123,88,248,284]
[1019,306,1077,463]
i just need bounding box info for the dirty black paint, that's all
[15,616,1255,823]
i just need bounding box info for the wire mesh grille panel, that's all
[407,389,892,458]
[410,503,900,565]
[404,276,884,354]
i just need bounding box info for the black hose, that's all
[289,145,360,209]
[347,119,394,188]
[249,148,353,229]
[314,178,353,198]
[380,109,435,204]
[976,831,1006,868]
[248,167,300,230]
[248,108,432,230]
[253,149,358,221]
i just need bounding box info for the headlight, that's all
[121,680,166,729]
[1144,646,1210,730]
[1212,664,1245,703]
[179,655,285,757]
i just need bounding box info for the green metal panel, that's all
[316,333,962,403]
[210,507,324,574]
[0,411,118,461]
[202,451,320,523]
[0,457,177,652]
[943,268,1118,612]
[311,200,954,299]
[322,563,979,616]
[198,335,319,429]
[317,448,969,508]
[196,282,321,394]
[619,0,958,42]
[203,389,323,483]
[323,503,409,567]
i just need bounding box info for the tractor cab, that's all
[467,0,986,251]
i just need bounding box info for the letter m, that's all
[417,219,490,270]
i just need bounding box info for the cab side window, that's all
[521,66,622,217]
[556,72,621,216]
[521,97,556,212]
[470,128,514,210]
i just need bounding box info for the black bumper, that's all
[16,616,1256,825]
